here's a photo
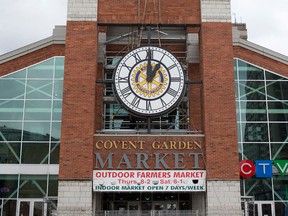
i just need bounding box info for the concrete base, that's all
[57,180,92,216]
[206,180,242,216]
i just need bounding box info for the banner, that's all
[93,170,206,192]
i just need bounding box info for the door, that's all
[255,202,275,216]
[17,200,45,216]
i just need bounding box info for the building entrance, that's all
[254,202,275,216]
[99,192,203,215]
[17,199,44,216]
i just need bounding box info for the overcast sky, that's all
[0,0,288,56]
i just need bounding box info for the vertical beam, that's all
[200,0,241,215]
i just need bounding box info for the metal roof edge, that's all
[233,37,288,65]
[0,26,66,64]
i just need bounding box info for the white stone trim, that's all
[58,180,93,216]
[67,0,98,21]
[0,164,59,175]
[201,0,231,23]
[206,180,242,216]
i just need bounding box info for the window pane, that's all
[27,59,54,79]
[48,175,58,196]
[268,102,288,121]
[0,100,24,120]
[269,123,288,142]
[0,142,20,164]
[243,143,270,160]
[239,81,266,100]
[266,81,288,101]
[50,142,60,164]
[240,101,267,121]
[244,178,273,200]
[52,100,62,120]
[21,142,49,164]
[19,175,47,198]
[238,61,264,80]
[2,69,26,79]
[53,80,63,99]
[242,123,269,142]
[273,176,288,201]
[0,79,25,99]
[271,143,288,160]
[22,122,51,141]
[2,200,17,215]
[51,122,61,141]
[26,80,53,99]
[265,70,287,81]
[24,100,52,121]
[0,175,18,198]
[55,57,64,79]
[0,122,22,141]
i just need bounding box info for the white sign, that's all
[93,170,206,192]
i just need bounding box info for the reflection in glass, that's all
[0,175,18,198]
[21,142,49,164]
[0,122,22,141]
[243,143,270,160]
[27,58,54,79]
[23,122,51,141]
[26,80,53,99]
[242,123,269,142]
[19,175,47,198]
[0,79,25,99]
[0,142,20,164]
[24,100,52,121]
[0,100,24,121]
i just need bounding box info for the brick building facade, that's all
[0,1,288,216]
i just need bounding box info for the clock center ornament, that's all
[113,46,185,117]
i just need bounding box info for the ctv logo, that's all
[239,160,288,178]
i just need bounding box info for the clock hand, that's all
[148,63,161,82]
[146,48,152,82]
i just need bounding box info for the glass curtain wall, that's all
[234,58,288,215]
[0,57,64,216]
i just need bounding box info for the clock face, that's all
[113,46,185,117]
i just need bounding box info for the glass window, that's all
[240,101,267,121]
[0,175,18,198]
[0,122,22,141]
[0,79,25,99]
[243,143,270,160]
[266,81,288,101]
[50,142,60,164]
[48,175,58,196]
[0,100,24,120]
[271,143,288,160]
[21,142,49,164]
[53,80,63,99]
[239,81,266,100]
[22,122,51,141]
[0,142,20,164]
[51,122,61,141]
[52,100,62,120]
[24,100,52,121]
[2,200,17,215]
[19,175,47,198]
[2,69,26,79]
[242,123,269,142]
[26,80,53,99]
[55,57,64,79]
[273,176,288,201]
[265,70,286,81]
[27,59,54,79]
[268,102,288,121]
[244,178,273,200]
[238,61,264,80]
[269,123,288,142]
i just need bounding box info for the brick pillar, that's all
[200,0,241,215]
[57,1,98,215]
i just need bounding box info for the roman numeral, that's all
[131,96,141,107]
[132,53,142,63]
[160,98,167,106]
[167,88,178,97]
[146,100,152,111]
[145,49,154,59]
[171,77,181,82]
[168,64,177,71]
[121,86,132,98]
[123,63,132,70]
[119,76,128,83]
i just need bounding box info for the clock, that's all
[113,46,185,117]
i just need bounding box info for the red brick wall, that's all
[233,46,288,77]
[59,21,98,180]
[0,44,65,76]
[98,0,200,24]
[200,22,239,180]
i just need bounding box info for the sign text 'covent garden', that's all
[94,140,203,169]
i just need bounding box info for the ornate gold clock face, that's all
[113,46,185,117]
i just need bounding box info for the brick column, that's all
[200,0,241,215]
[57,0,98,215]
